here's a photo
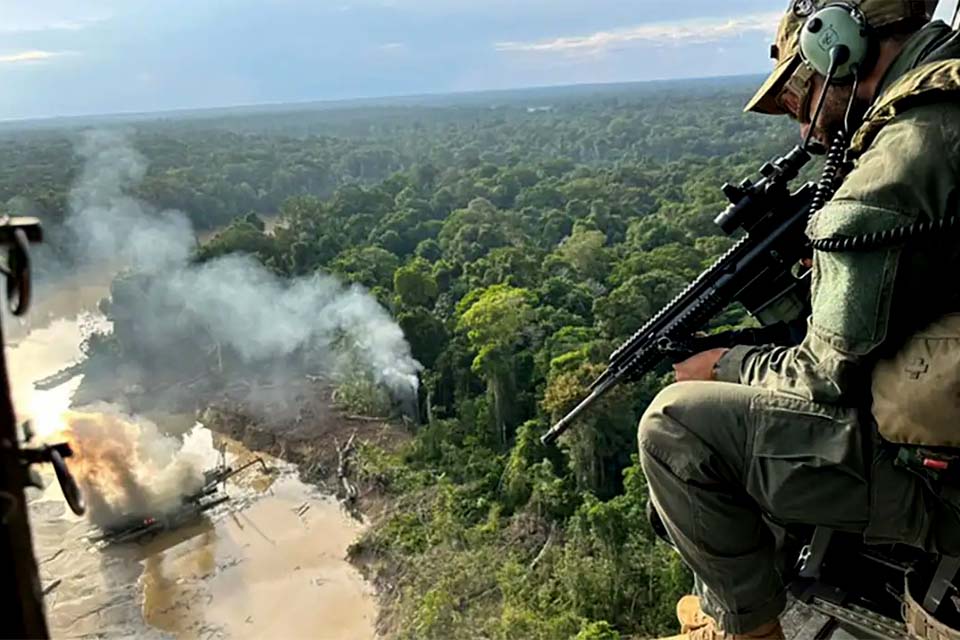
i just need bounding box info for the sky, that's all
[0,0,956,121]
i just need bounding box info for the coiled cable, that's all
[808,71,859,215]
[811,215,960,252]
[809,130,848,214]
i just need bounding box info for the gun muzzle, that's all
[541,387,604,445]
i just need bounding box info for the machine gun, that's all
[0,216,84,638]
[542,146,815,445]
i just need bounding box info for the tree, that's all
[437,197,513,264]
[557,228,610,282]
[633,269,689,311]
[196,218,276,264]
[415,238,443,262]
[457,284,537,444]
[537,276,594,322]
[463,245,544,289]
[542,360,645,497]
[593,276,653,341]
[394,258,440,308]
[398,308,448,369]
[330,246,400,290]
[625,215,687,251]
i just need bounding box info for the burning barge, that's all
[92,457,271,545]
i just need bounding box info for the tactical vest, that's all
[856,58,960,448]
[849,58,960,159]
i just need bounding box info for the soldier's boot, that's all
[657,596,785,640]
[677,595,710,632]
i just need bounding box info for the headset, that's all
[791,2,874,208]
[793,2,960,251]
[798,3,874,83]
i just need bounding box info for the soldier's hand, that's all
[673,348,729,382]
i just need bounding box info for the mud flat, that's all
[32,435,378,639]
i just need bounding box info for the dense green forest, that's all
[4,78,800,638]
[3,79,790,237]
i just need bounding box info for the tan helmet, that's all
[745,0,940,115]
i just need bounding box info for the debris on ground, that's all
[91,458,271,546]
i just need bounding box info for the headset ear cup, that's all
[799,4,871,80]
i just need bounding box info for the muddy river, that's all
[7,286,378,639]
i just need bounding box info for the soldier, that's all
[638,1,960,639]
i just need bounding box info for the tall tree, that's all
[457,284,537,444]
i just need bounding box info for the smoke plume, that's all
[68,132,195,273]
[68,129,421,403]
[61,406,205,527]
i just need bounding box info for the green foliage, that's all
[330,246,400,290]
[457,284,539,443]
[575,621,621,640]
[333,371,396,417]
[501,420,547,511]
[394,258,440,308]
[397,308,447,369]
[557,228,610,282]
[196,216,277,263]
[23,79,801,638]
[593,276,653,341]
[457,284,537,371]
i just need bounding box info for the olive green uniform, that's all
[638,21,960,634]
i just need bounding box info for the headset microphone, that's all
[798,2,873,152]
[803,42,861,212]
[802,45,851,151]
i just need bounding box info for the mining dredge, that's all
[91,456,271,546]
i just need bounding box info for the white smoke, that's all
[68,131,195,272]
[67,129,421,402]
[63,406,206,528]
[166,255,420,394]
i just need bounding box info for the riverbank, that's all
[67,330,414,636]
[13,293,387,638]
[199,393,412,636]
[72,347,412,500]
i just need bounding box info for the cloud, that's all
[0,50,69,64]
[38,17,108,31]
[0,12,110,34]
[495,12,781,56]
[378,42,409,52]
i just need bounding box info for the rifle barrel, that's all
[539,165,815,446]
[541,376,617,445]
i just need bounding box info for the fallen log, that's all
[335,432,359,503]
[528,523,557,571]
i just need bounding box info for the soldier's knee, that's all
[638,382,702,456]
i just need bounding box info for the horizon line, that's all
[0,71,767,127]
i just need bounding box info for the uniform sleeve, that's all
[714,104,960,404]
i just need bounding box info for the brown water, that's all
[10,291,377,639]
[4,267,114,344]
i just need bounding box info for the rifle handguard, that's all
[542,146,814,445]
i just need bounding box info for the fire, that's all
[47,406,205,528]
